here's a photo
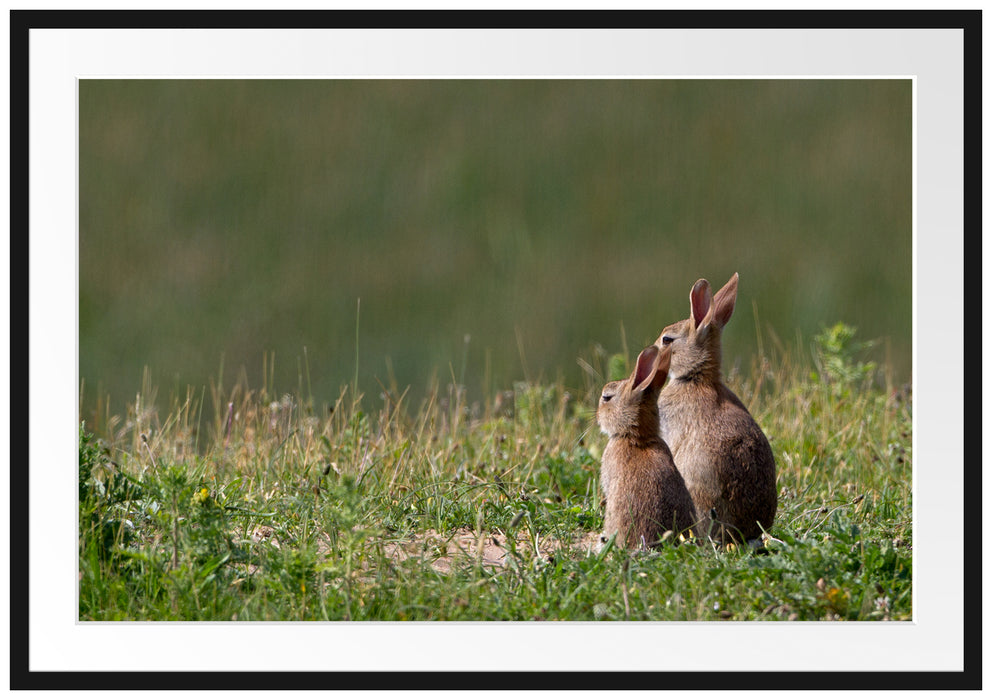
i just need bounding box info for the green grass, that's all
[79,324,912,621]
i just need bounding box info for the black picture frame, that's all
[9,8,981,693]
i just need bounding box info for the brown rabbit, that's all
[597,344,697,549]
[655,273,777,543]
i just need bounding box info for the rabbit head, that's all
[597,344,672,442]
[656,272,738,384]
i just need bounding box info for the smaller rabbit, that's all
[597,344,697,549]
[655,273,777,543]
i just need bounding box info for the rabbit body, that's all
[656,273,777,543]
[598,345,697,549]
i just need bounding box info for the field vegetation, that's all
[79,323,912,622]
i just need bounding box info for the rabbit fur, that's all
[655,273,777,543]
[597,344,697,549]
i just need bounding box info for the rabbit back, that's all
[659,374,777,542]
[601,439,697,548]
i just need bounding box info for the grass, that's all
[79,323,912,621]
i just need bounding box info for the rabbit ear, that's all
[631,345,660,392]
[689,279,712,329]
[649,345,672,389]
[710,272,739,328]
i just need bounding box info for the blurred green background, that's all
[79,79,912,420]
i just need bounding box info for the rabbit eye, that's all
[661,335,675,346]
[601,392,614,403]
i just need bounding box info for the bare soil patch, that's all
[380,528,603,574]
[245,525,603,577]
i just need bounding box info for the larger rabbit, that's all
[655,273,777,543]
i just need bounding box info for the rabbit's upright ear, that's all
[710,272,739,328]
[689,279,712,329]
[650,345,672,389]
[631,345,661,392]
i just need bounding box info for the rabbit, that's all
[654,272,777,544]
[597,343,697,549]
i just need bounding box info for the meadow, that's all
[78,78,912,622]
[79,323,912,621]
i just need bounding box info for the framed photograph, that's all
[10,8,979,694]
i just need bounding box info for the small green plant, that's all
[79,423,141,564]
[606,353,628,382]
[812,322,878,390]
